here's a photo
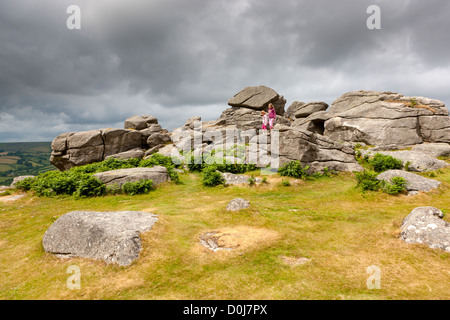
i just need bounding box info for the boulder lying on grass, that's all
[376,170,441,195]
[43,211,158,266]
[361,149,449,172]
[93,166,168,188]
[222,173,262,186]
[226,198,250,211]
[400,207,450,252]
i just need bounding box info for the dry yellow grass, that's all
[0,168,449,300]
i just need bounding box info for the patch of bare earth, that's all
[198,226,279,255]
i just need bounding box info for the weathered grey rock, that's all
[324,90,450,146]
[286,102,328,119]
[217,107,290,131]
[10,175,35,187]
[147,132,172,149]
[228,85,286,116]
[361,149,448,172]
[222,172,261,185]
[124,115,148,130]
[50,128,145,171]
[411,143,450,158]
[400,207,450,252]
[50,115,167,170]
[141,115,158,125]
[278,126,363,172]
[285,101,305,119]
[291,111,331,135]
[105,148,145,160]
[93,166,169,187]
[377,170,441,194]
[140,124,163,136]
[103,129,143,157]
[226,198,250,211]
[42,211,158,266]
[183,116,202,130]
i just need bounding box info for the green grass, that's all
[0,167,449,300]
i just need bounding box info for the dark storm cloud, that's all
[0,0,449,142]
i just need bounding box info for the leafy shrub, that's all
[122,179,154,195]
[14,177,36,191]
[355,170,380,191]
[281,180,291,186]
[261,177,268,184]
[279,161,310,180]
[355,170,407,195]
[381,177,407,195]
[248,174,256,186]
[74,175,106,198]
[368,153,403,172]
[201,165,225,187]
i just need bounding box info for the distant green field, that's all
[0,142,54,186]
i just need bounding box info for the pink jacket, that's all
[268,108,276,119]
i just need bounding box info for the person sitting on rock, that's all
[261,111,269,133]
[268,103,276,130]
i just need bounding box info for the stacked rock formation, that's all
[323,90,450,146]
[49,86,449,175]
[49,115,171,170]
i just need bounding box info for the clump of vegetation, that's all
[355,170,407,195]
[15,171,106,197]
[279,161,334,180]
[381,176,407,195]
[281,180,291,187]
[369,153,403,172]
[356,152,404,173]
[15,154,181,197]
[122,179,154,195]
[248,174,256,186]
[279,161,310,180]
[355,170,381,192]
[201,165,225,187]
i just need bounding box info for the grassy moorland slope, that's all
[0,165,449,300]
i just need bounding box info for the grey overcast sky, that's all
[1,0,449,142]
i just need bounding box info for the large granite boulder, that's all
[411,143,450,158]
[285,101,328,119]
[323,90,450,146]
[50,129,143,170]
[93,166,169,187]
[361,149,449,172]
[228,85,286,116]
[124,115,158,130]
[376,170,441,195]
[277,125,363,172]
[43,211,158,266]
[400,207,450,252]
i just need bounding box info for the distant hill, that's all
[0,142,55,186]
